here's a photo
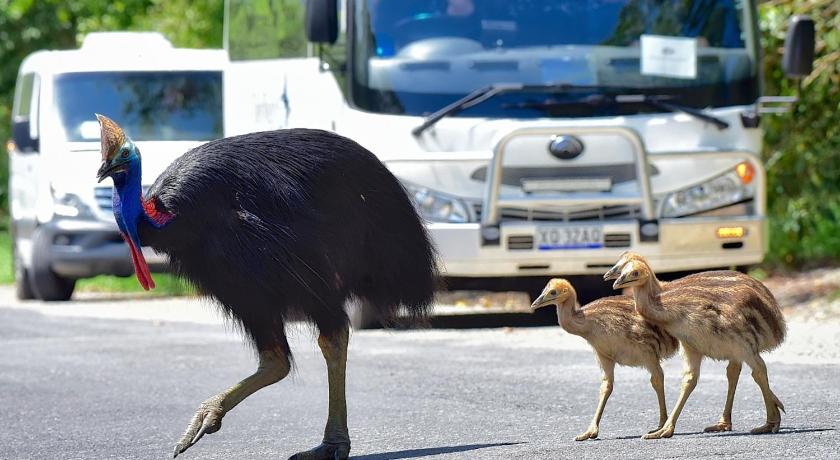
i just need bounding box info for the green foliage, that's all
[760,0,840,265]
[227,0,305,60]
[0,0,223,218]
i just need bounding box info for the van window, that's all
[53,71,223,142]
[13,73,38,118]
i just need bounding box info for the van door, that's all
[9,72,41,255]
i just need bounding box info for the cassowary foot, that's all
[703,421,733,433]
[642,424,675,440]
[288,441,351,460]
[574,427,599,441]
[750,420,781,434]
[173,396,226,457]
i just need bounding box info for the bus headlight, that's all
[402,182,474,223]
[661,164,755,218]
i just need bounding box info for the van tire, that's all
[12,239,36,300]
[29,229,75,301]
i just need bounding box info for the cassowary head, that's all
[94,114,157,291]
[531,278,576,310]
[96,113,140,184]
[603,250,644,281]
[611,260,651,290]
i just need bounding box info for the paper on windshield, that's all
[640,35,697,80]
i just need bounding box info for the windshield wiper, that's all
[505,93,730,130]
[411,82,614,136]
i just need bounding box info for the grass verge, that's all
[0,230,12,284]
[0,228,190,295]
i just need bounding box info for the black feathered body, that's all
[138,129,437,353]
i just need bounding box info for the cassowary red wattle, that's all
[95,114,438,459]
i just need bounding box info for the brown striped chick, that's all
[612,258,786,439]
[531,279,679,441]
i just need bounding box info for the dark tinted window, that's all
[54,71,223,142]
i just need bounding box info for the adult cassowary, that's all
[94,115,437,459]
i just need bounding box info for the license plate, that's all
[536,225,604,250]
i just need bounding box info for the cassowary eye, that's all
[121,149,129,158]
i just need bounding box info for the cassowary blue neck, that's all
[112,159,146,231]
[111,158,156,290]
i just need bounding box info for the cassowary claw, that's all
[288,441,351,460]
[173,396,225,457]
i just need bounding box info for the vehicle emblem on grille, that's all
[548,135,584,160]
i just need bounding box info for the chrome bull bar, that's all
[479,126,656,246]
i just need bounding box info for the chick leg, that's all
[644,345,702,440]
[704,360,741,432]
[648,363,667,433]
[174,347,291,457]
[290,326,351,459]
[747,355,785,434]
[576,354,615,441]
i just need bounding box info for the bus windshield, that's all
[349,0,759,118]
[54,71,223,142]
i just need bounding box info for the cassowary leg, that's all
[648,362,668,433]
[290,326,351,460]
[575,354,615,441]
[747,355,784,434]
[173,348,290,458]
[704,360,741,433]
[644,345,703,440]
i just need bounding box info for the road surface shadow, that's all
[710,427,835,437]
[609,427,834,441]
[352,442,522,459]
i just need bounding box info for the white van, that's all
[8,32,233,300]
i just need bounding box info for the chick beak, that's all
[530,294,546,311]
[603,265,622,281]
[612,274,629,290]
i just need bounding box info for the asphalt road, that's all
[0,293,837,460]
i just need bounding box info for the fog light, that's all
[716,226,746,239]
[54,235,72,245]
[735,162,755,185]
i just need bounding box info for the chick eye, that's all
[549,290,557,296]
[632,270,639,276]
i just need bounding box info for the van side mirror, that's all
[11,118,39,153]
[305,0,338,44]
[782,15,815,78]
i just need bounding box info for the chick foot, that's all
[750,420,780,434]
[288,441,351,460]
[703,421,733,433]
[173,395,225,457]
[642,424,674,439]
[574,426,599,441]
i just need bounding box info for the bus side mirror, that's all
[11,118,39,153]
[782,15,815,78]
[305,0,338,44]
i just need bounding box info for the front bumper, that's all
[37,219,168,279]
[431,216,765,278]
[431,126,765,279]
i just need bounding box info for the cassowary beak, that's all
[97,160,125,183]
[603,263,623,281]
[612,273,631,290]
[530,294,550,311]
